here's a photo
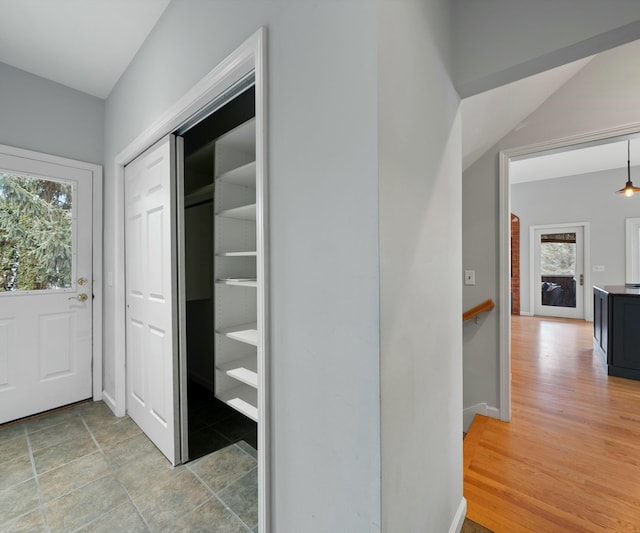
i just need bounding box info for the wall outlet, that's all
[464,270,476,285]
[593,265,605,272]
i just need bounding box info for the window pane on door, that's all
[0,173,73,292]
[540,232,576,308]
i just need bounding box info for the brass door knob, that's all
[69,293,89,302]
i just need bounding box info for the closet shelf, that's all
[216,251,257,257]
[184,183,214,207]
[217,356,258,388]
[217,385,258,422]
[215,278,257,288]
[216,203,256,221]
[217,323,258,346]
[216,161,256,188]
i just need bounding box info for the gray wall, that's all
[378,1,463,530]
[103,1,381,531]
[453,0,640,97]
[462,37,640,416]
[0,62,104,164]
[513,167,640,315]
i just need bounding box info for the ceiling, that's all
[0,1,636,179]
[0,0,171,99]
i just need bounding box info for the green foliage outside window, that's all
[0,173,72,291]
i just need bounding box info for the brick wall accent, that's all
[511,214,520,315]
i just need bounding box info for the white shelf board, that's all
[217,356,258,388]
[217,161,256,188]
[217,323,258,346]
[184,183,214,207]
[218,385,258,421]
[216,203,256,221]
[216,278,257,288]
[217,251,257,257]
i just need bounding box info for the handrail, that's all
[463,299,495,322]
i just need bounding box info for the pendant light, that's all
[616,140,640,197]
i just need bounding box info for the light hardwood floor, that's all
[464,315,640,533]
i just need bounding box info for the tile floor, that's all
[0,401,258,532]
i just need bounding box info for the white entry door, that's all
[125,136,179,465]
[0,149,93,424]
[533,225,585,319]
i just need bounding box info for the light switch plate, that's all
[464,270,476,285]
[593,265,605,272]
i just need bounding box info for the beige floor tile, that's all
[25,409,79,434]
[218,468,258,530]
[90,418,141,449]
[0,456,33,492]
[27,418,88,453]
[32,433,98,474]
[0,435,28,465]
[0,478,40,527]
[164,497,249,533]
[115,451,184,500]
[76,501,149,533]
[44,475,128,533]
[38,451,110,502]
[0,424,25,447]
[102,432,162,470]
[133,470,211,532]
[189,444,256,493]
[0,507,46,533]
[76,402,120,430]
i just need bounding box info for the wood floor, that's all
[464,315,640,533]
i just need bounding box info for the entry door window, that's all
[540,232,577,308]
[0,172,73,292]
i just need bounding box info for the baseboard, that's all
[449,497,467,533]
[463,403,500,432]
[102,390,121,417]
[519,310,533,316]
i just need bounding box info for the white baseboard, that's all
[463,402,500,432]
[449,497,467,533]
[519,310,533,316]
[102,390,124,417]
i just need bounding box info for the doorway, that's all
[0,145,102,424]
[180,85,258,461]
[532,224,585,319]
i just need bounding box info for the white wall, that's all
[462,37,640,417]
[0,62,104,164]
[453,0,640,97]
[513,167,640,315]
[378,0,464,530]
[103,2,381,531]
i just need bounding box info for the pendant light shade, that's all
[616,140,640,197]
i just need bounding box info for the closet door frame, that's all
[113,28,268,531]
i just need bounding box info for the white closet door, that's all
[124,135,179,465]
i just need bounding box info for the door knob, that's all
[78,277,88,286]
[69,293,88,302]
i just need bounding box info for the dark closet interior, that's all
[182,86,257,460]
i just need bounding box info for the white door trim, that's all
[0,142,103,404]
[529,222,590,320]
[498,121,640,423]
[112,27,268,531]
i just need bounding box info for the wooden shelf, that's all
[217,323,258,346]
[217,161,256,188]
[216,203,256,221]
[217,385,258,422]
[217,356,257,388]
[215,278,257,288]
[184,183,214,207]
[216,251,257,257]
